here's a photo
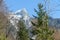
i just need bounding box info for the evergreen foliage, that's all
[31,3,54,40]
[17,20,30,40]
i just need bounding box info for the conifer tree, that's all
[31,3,54,40]
[17,19,30,40]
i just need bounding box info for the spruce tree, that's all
[17,19,30,40]
[31,4,54,40]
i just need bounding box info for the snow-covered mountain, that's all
[7,8,32,39]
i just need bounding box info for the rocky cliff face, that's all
[7,8,32,40]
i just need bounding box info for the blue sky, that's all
[5,0,60,18]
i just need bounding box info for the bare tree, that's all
[0,0,9,39]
